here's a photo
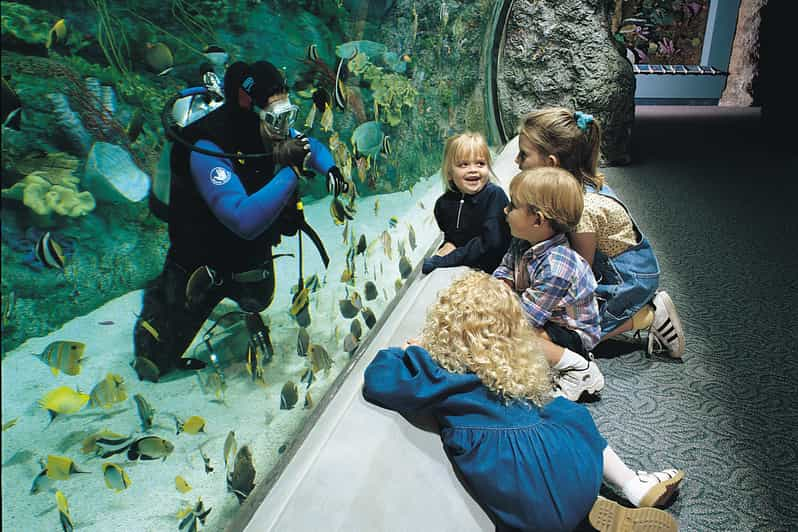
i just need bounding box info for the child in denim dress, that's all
[363,271,683,532]
[516,108,685,358]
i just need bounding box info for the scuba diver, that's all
[133,60,347,382]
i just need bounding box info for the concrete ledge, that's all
[241,267,493,531]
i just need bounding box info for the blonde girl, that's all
[517,108,685,357]
[364,271,684,532]
[423,132,511,274]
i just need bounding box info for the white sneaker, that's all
[623,469,684,508]
[647,291,685,358]
[553,354,605,401]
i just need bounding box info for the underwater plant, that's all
[88,0,132,75]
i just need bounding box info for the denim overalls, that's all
[586,184,660,335]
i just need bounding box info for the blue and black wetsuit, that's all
[134,104,335,379]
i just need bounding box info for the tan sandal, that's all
[589,496,678,532]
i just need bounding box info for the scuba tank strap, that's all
[299,218,330,268]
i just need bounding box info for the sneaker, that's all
[647,291,685,358]
[623,469,684,508]
[589,496,677,532]
[553,354,605,401]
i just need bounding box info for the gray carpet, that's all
[583,106,798,531]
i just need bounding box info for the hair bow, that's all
[574,111,594,132]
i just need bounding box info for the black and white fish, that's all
[34,232,65,270]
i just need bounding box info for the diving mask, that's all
[254,97,298,138]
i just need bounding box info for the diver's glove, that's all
[326,166,349,196]
[274,136,311,170]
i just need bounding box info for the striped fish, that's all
[34,232,65,270]
[334,58,347,110]
[307,43,319,61]
[34,341,85,376]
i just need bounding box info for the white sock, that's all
[602,446,636,491]
[553,349,587,370]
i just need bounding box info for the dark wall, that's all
[754,2,792,148]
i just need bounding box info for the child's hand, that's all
[436,242,456,256]
[402,338,422,349]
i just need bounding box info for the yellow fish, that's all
[46,19,67,49]
[224,430,237,470]
[34,341,85,376]
[289,286,310,316]
[176,415,206,435]
[381,230,393,260]
[175,475,192,493]
[46,455,88,480]
[89,373,127,409]
[304,391,313,409]
[2,417,18,431]
[320,102,333,132]
[102,462,131,492]
[39,386,89,424]
[55,490,73,532]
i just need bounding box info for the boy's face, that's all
[516,135,555,170]
[505,196,550,244]
[450,154,489,195]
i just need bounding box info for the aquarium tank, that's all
[0,0,500,530]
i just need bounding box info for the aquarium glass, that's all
[1,0,496,530]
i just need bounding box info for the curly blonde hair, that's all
[421,270,552,405]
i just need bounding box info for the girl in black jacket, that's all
[423,132,511,274]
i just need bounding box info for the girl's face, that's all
[450,152,490,195]
[515,134,555,171]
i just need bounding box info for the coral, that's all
[2,172,96,219]
[361,63,417,126]
[0,2,55,53]
[48,93,94,155]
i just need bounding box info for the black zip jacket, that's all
[426,182,511,274]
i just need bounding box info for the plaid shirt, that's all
[493,234,601,351]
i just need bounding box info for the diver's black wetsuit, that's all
[134,104,286,378]
[133,61,342,381]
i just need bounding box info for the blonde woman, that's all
[364,271,683,532]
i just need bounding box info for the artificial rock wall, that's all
[496,0,635,165]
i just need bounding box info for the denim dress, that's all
[586,184,660,335]
[364,346,607,532]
